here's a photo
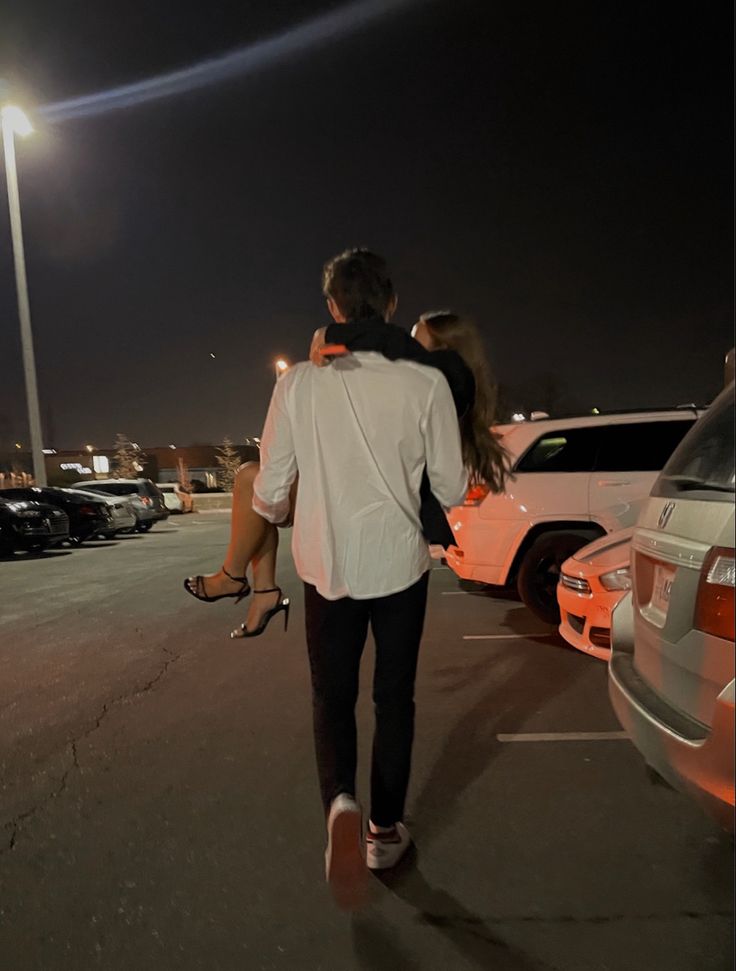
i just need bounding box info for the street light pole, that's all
[1,106,46,486]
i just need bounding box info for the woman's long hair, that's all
[420,311,510,493]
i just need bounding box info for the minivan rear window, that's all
[652,385,735,502]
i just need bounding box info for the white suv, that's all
[445,409,701,623]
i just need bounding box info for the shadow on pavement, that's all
[499,606,566,649]
[415,647,584,850]
[0,548,74,563]
[363,650,584,969]
[362,850,550,971]
[349,639,572,970]
[458,578,520,601]
[351,908,424,971]
[698,829,735,911]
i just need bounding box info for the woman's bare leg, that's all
[243,521,280,629]
[241,476,298,630]
[188,462,275,599]
[223,462,272,578]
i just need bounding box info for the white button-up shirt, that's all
[253,351,467,601]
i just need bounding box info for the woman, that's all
[184,311,509,636]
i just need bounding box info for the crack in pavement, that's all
[1,645,182,855]
[409,908,731,971]
[418,907,732,928]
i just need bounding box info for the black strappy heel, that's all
[230,587,290,638]
[184,567,251,604]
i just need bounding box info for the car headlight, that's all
[600,567,632,591]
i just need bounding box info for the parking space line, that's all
[463,633,556,640]
[442,590,470,595]
[497,731,629,742]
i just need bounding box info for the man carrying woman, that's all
[185,247,508,907]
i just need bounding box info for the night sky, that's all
[0,0,732,449]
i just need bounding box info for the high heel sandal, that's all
[230,587,290,639]
[183,567,251,604]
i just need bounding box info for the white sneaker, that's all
[365,821,412,870]
[325,794,367,909]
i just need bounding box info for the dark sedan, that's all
[0,497,70,555]
[0,487,113,545]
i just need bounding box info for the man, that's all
[253,249,467,908]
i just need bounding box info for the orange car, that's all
[557,528,633,660]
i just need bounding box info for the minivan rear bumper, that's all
[609,647,735,831]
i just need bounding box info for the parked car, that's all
[157,483,194,514]
[557,528,633,660]
[0,497,70,555]
[80,489,155,535]
[445,408,701,623]
[0,486,113,545]
[67,488,137,538]
[70,479,168,532]
[608,383,734,831]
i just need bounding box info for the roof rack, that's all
[514,404,706,422]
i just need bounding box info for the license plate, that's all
[651,563,676,615]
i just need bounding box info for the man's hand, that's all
[309,327,329,366]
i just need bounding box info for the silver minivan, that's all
[608,382,735,830]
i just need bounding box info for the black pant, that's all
[304,572,429,828]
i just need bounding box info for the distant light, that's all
[14,442,22,448]
[591,407,600,415]
[210,353,216,359]
[1,105,34,137]
[92,455,110,474]
[131,442,140,450]
[42,448,57,455]
[85,444,95,453]
[511,413,526,422]
[530,411,549,421]
[275,358,289,374]
[169,444,177,449]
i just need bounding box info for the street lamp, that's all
[1,104,46,486]
[274,358,289,379]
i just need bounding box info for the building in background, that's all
[1,442,260,490]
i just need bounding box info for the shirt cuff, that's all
[252,486,290,524]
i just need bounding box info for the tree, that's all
[113,433,145,479]
[176,456,192,492]
[215,437,242,492]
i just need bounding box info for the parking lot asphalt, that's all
[0,514,732,971]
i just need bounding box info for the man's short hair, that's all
[322,248,395,321]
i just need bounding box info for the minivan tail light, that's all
[463,484,490,506]
[140,496,152,506]
[694,547,735,642]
